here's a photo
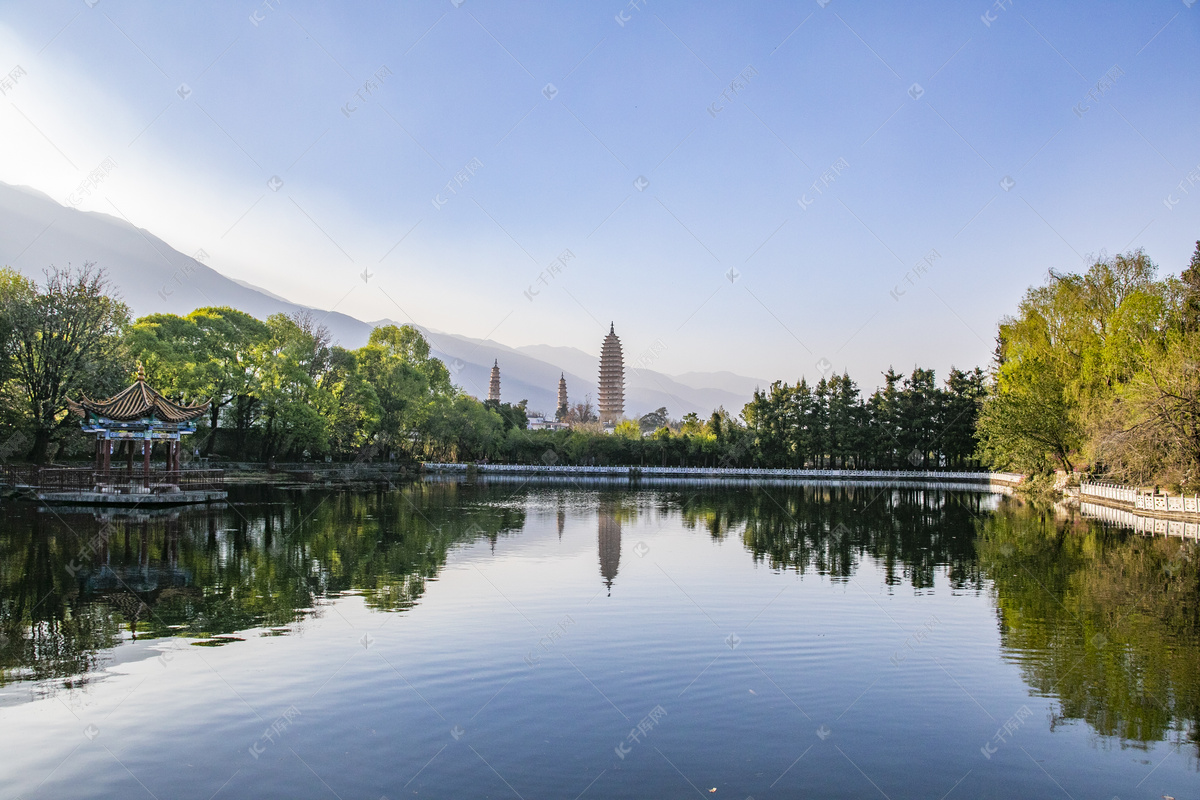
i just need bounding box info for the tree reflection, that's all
[0,482,524,690]
[975,497,1199,756]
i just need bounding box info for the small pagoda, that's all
[39,366,227,504]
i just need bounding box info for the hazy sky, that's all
[1,0,1197,386]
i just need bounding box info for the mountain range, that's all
[0,181,762,417]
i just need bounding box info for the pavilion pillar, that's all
[101,437,111,471]
[143,437,151,489]
[126,440,134,475]
[94,436,102,470]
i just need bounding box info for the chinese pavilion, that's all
[67,366,210,488]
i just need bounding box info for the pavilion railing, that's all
[1,466,224,493]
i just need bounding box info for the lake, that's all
[1,480,1196,799]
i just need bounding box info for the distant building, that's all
[527,416,569,431]
[488,360,501,403]
[557,373,568,419]
[598,323,624,424]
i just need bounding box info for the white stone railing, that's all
[422,463,1023,483]
[1080,482,1200,515]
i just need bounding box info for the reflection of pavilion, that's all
[599,503,621,594]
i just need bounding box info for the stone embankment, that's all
[424,462,1024,485]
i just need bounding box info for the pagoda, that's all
[556,373,568,420]
[597,323,624,424]
[488,360,501,403]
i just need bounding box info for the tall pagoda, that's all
[66,365,211,491]
[597,323,624,424]
[556,373,568,419]
[488,360,501,403]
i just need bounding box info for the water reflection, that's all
[978,497,1200,753]
[598,501,621,594]
[0,482,1196,759]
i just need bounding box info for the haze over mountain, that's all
[0,181,760,417]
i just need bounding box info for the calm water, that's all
[0,481,1196,799]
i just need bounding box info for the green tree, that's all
[0,265,130,462]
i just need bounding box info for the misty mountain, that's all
[0,180,760,417]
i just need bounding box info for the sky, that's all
[1,0,1198,388]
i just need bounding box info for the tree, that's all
[256,313,334,460]
[0,264,130,462]
[639,407,669,433]
[126,306,271,455]
[1181,240,1200,332]
[976,354,1082,473]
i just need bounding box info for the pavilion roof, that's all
[67,367,210,424]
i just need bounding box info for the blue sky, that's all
[1,0,1198,386]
